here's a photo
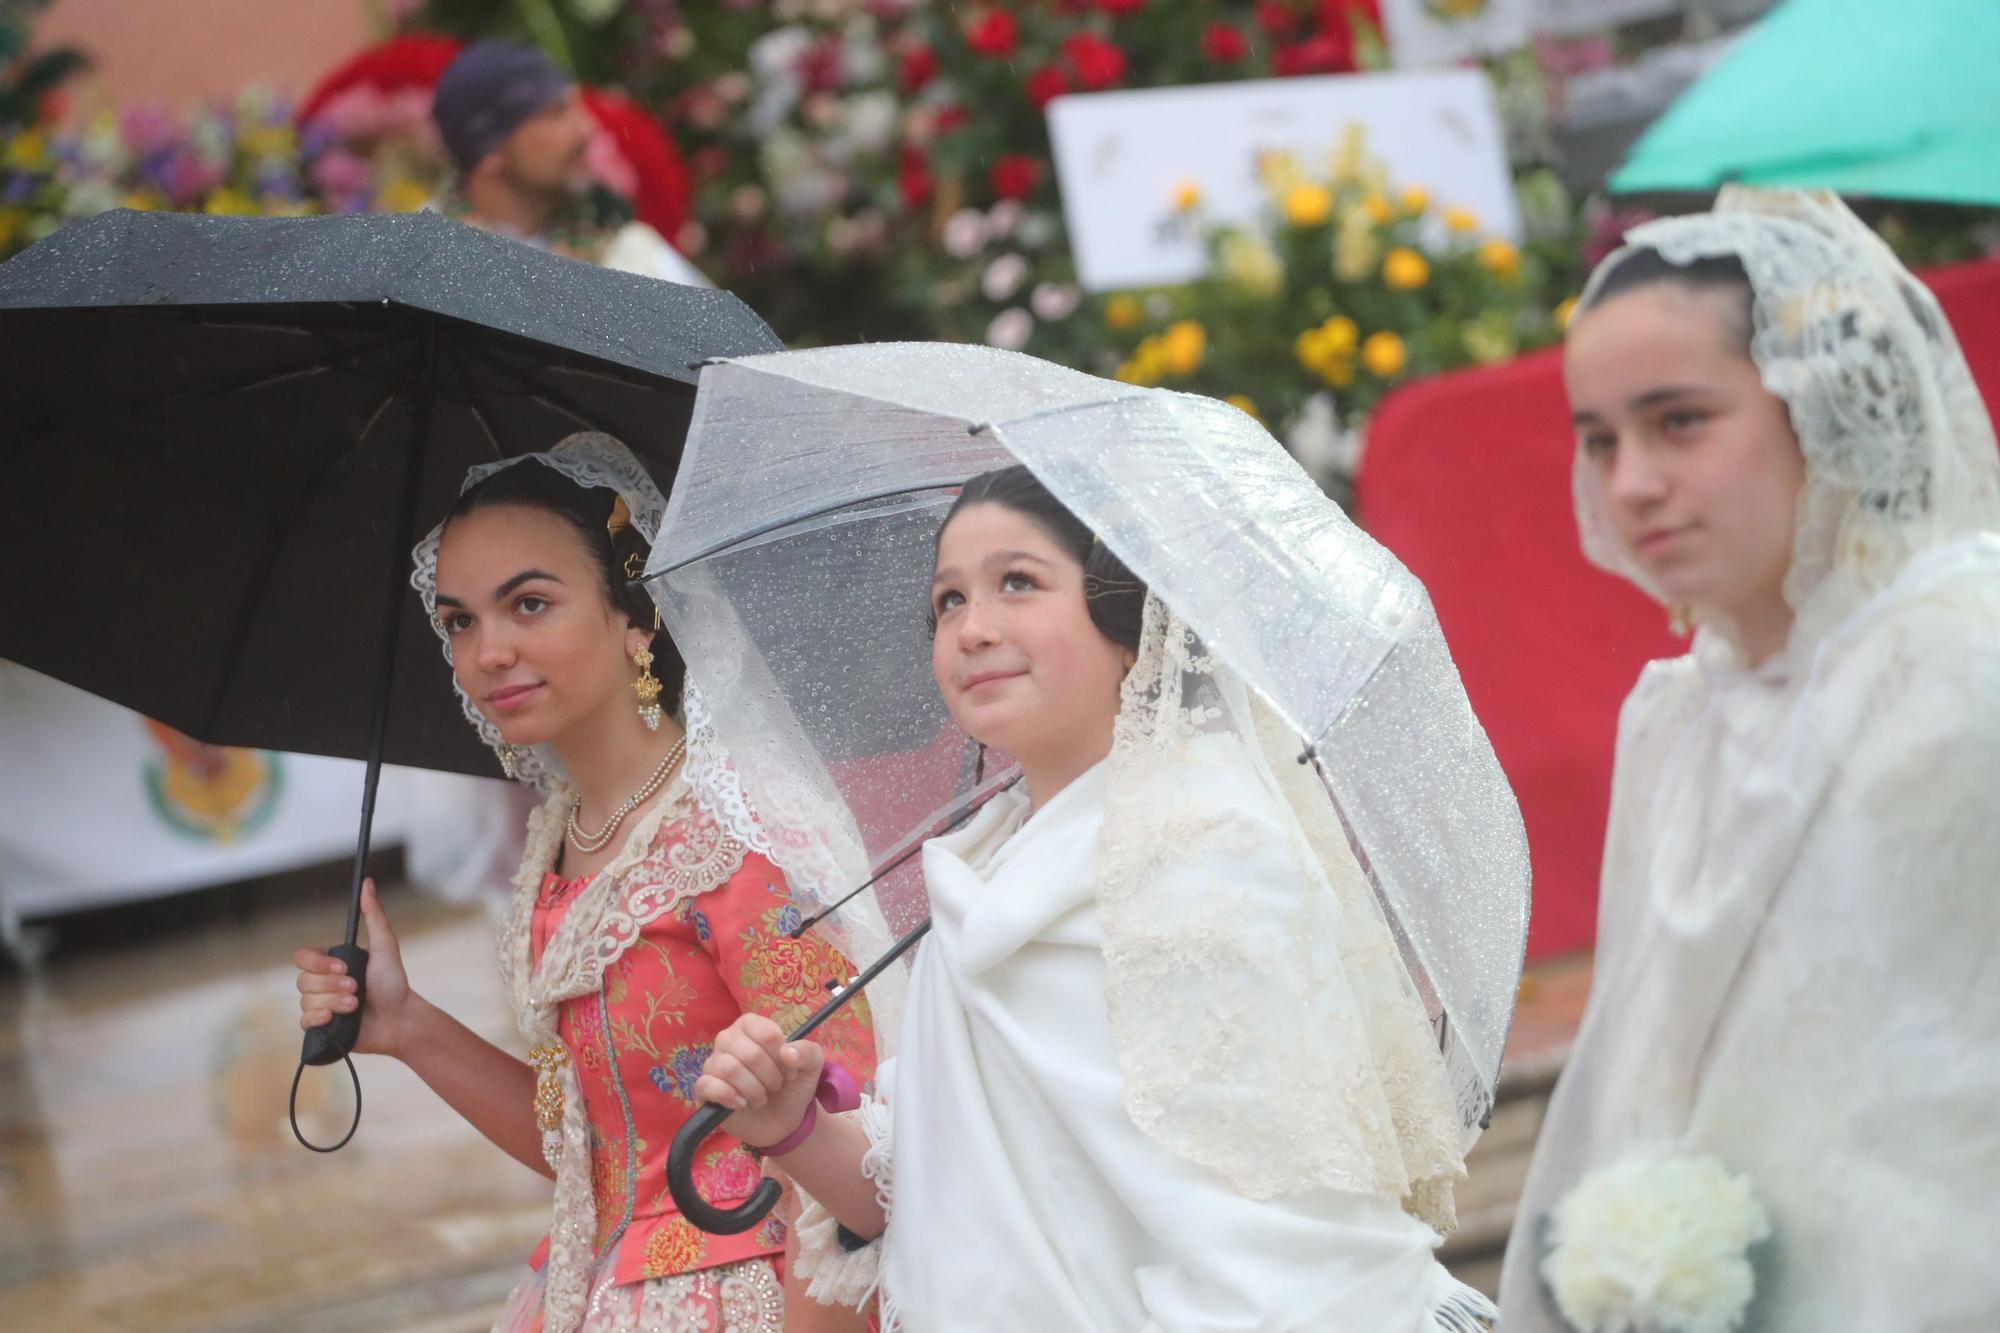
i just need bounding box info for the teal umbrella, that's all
[1613,0,2000,206]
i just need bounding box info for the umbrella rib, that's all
[6,333,410,461]
[198,386,405,737]
[452,338,638,436]
[646,481,962,580]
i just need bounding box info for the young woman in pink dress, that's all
[291,434,877,1333]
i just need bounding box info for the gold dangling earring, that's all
[1668,603,1692,637]
[498,742,523,781]
[632,611,664,732]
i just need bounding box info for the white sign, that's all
[1048,71,1519,293]
[1380,0,1531,67]
[0,665,414,924]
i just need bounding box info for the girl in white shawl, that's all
[693,464,1499,1331]
[1500,188,2000,1333]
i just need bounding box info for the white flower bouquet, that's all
[1540,1153,1773,1333]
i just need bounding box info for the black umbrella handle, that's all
[667,1102,787,1234]
[669,917,933,1234]
[300,943,370,1066]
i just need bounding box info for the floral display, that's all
[1098,127,1587,495]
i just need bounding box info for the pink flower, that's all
[308,147,375,199]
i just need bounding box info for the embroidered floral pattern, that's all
[501,780,878,1332]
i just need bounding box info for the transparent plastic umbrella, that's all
[652,343,1529,1232]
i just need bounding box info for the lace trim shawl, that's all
[1096,598,1467,1232]
[497,776,749,1333]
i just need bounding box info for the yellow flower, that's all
[1172,179,1203,213]
[1295,320,1358,388]
[1555,296,1580,330]
[1161,320,1206,376]
[1225,394,1261,421]
[1399,185,1430,216]
[1105,294,1142,330]
[1361,331,1407,378]
[1219,233,1284,299]
[1362,192,1394,225]
[1479,238,1521,281]
[1461,312,1517,365]
[0,206,26,251]
[1333,217,1381,282]
[1382,247,1430,291]
[377,179,431,214]
[5,130,49,172]
[1257,148,1304,192]
[121,190,167,212]
[239,124,297,160]
[203,188,260,217]
[1119,335,1169,386]
[1283,183,1333,229]
[1443,206,1479,234]
[1328,124,1368,186]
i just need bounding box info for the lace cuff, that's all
[792,1095,895,1312]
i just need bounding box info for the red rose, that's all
[934,104,971,134]
[1098,0,1147,14]
[1062,31,1129,90]
[1254,1,1301,36]
[1272,29,1354,76]
[899,144,934,209]
[966,10,1020,57]
[1201,21,1251,63]
[901,43,940,92]
[990,153,1042,201]
[1024,63,1071,109]
[797,38,845,95]
[1319,0,1382,32]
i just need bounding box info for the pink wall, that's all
[36,0,376,112]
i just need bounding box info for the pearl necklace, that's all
[566,737,686,855]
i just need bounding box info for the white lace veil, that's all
[1573,187,2000,650]
[1099,594,1471,1232]
[407,433,897,1017]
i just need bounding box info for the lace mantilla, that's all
[495,777,748,1333]
[1096,596,1467,1232]
[791,1092,896,1323]
[1574,188,2000,659]
[410,432,671,790]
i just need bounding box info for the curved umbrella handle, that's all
[667,1102,785,1234]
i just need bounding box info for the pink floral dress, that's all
[495,783,875,1333]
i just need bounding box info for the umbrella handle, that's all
[667,1102,785,1234]
[300,943,369,1066]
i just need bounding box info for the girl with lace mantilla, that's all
[1499,189,2000,1333]
[694,466,1499,1331]
[291,435,876,1333]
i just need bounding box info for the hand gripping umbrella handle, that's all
[668,917,932,1234]
[301,943,369,1066]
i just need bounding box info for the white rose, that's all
[985,307,1034,351]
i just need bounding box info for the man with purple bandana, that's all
[429,39,707,287]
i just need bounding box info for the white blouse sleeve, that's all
[791,1076,895,1311]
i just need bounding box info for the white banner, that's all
[0,664,413,921]
[1048,70,1517,293]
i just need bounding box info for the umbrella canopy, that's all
[1613,0,2000,205]
[647,342,1529,1115]
[0,208,780,778]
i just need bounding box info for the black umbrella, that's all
[0,209,781,1128]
